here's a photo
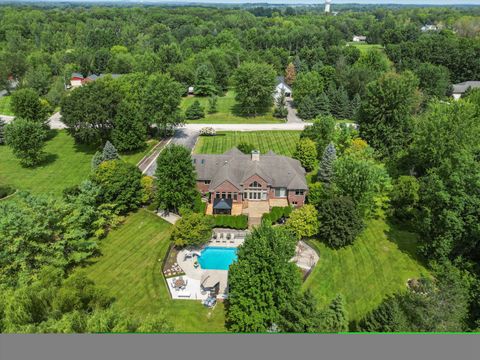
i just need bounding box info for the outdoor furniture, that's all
[174,278,186,289]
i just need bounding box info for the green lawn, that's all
[0,96,13,115]
[193,131,301,157]
[181,91,283,124]
[346,42,384,54]
[81,209,226,332]
[0,130,157,196]
[304,219,429,324]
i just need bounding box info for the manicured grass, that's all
[181,91,283,124]
[0,130,157,196]
[346,42,384,54]
[82,210,226,332]
[304,219,429,324]
[193,131,301,157]
[0,96,13,115]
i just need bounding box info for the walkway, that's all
[1,111,66,129]
[137,138,171,174]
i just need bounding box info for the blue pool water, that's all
[198,247,238,270]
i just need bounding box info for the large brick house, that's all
[193,148,308,216]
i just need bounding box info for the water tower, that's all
[325,0,332,14]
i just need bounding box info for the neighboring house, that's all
[193,148,308,216]
[274,76,292,100]
[188,86,195,95]
[452,81,480,100]
[352,35,367,42]
[421,24,439,32]
[69,73,122,88]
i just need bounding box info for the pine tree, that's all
[207,96,218,114]
[297,95,318,120]
[273,89,288,119]
[185,100,205,120]
[319,294,349,332]
[349,93,361,119]
[0,118,5,145]
[316,91,331,116]
[91,151,104,170]
[194,64,217,96]
[285,62,297,86]
[102,141,119,161]
[318,142,337,184]
[328,85,350,119]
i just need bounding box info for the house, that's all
[452,81,480,100]
[421,24,439,32]
[274,76,292,100]
[193,148,308,216]
[70,73,84,88]
[188,86,195,95]
[352,35,367,42]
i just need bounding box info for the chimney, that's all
[251,150,260,162]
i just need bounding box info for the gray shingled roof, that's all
[452,81,480,94]
[193,148,308,191]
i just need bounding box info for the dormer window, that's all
[249,181,261,188]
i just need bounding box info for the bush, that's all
[237,142,255,154]
[262,206,293,225]
[208,215,248,230]
[0,185,15,199]
[199,127,216,136]
[171,211,214,248]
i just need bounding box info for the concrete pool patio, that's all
[165,231,319,301]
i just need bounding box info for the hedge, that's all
[208,215,248,230]
[262,206,293,224]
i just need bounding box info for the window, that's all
[227,192,232,199]
[221,192,226,198]
[215,192,220,199]
[249,181,261,188]
[204,180,211,184]
[275,188,287,197]
[201,159,205,165]
[233,193,238,201]
[295,190,304,196]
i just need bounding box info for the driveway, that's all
[0,111,66,129]
[286,99,303,123]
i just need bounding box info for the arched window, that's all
[249,181,261,188]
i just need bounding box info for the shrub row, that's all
[208,214,248,230]
[262,206,293,224]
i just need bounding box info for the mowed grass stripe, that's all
[304,219,429,323]
[194,131,301,156]
[82,210,226,332]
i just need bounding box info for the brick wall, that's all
[287,190,307,207]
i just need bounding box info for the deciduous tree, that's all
[5,119,47,167]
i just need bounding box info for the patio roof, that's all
[213,198,232,210]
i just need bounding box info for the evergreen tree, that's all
[0,118,5,145]
[194,64,217,96]
[318,142,336,184]
[91,151,104,170]
[102,141,119,161]
[319,294,349,332]
[207,96,218,114]
[328,85,350,119]
[316,91,331,116]
[273,90,288,119]
[185,100,205,120]
[349,93,361,119]
[297,95,318,120]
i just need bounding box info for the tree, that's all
[296,95,318,120]
[0,118,5,145]
[318,294,349,332]
[11,88,50,124]
[293,138,317,172]
[390,176,420,222]
[285,62,296,86]
[170,211,213,248]
[111,101,147,152]
[316,92,331,116]
[90,160,144,214]
[61,78,122,145]
[142,73,183,137]
[328,85,350,120]
[273,89,288,119]
[317,196,364,248]
[207,96,218,114]
[185,100,205,120]
[227,223,301,332]
[154,145,197,213]
[194,64,217,96]
[102,141,119,162]
[233,62,276,116]
[286,204,319,240]
[293,71,325,119]
[237,142,255,154]
[91,152,104,170]
[357,71,420,158]
[333,155,392,219]
[318,142,336,184]
[414,62,451,99]
[300,115,336,157]
[5,119,47,167]
[23,64,52,96]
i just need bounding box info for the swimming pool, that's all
[198,247,238,270]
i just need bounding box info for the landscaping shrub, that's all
[208,215,248,230]
[0,185,15,199]
[199,127,216,136]
[262,206,293,225]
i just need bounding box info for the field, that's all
[181,90,283,124]
[0,130,157,196]
[304,219,429,325]
[82,210,226,332]
[0,96,13,115]
[193,131,301,157]
[346,42,384,54]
